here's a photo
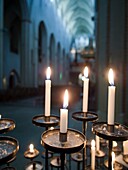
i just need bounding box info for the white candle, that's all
[82,66,89,112]
[112,151,115,170]
[107,68,116,125]
[123,140,128,155]
[45,67,51,117]
[113,141,117,147]
[29,144,34,153]
[96,135,100,151]
[0,115,1,119]
[60,89,68,133]
[91,139,95,170]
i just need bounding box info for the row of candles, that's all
[44,66,115,134]
[25,66,128,169]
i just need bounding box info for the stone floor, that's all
[0,95,126,170]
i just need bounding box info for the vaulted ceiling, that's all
[54,0,95,38]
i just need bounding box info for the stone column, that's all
[95,0,108,121]
[20,19,31,87]
[124,0,128,125]
[0,0,3,89]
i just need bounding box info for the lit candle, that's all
[91,139,95,170]
[123,140,128,155]
[113,141,117,147]
[82,66,89,112]
[29,144,34,153]
[60,89,68,133]
[112,151,115,170]
[0,115,1,119]
[107,68,116,125]
[96,135,100,151]
[45,67,51,117]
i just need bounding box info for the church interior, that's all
[0,0,128,169]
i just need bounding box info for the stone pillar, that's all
[109,0,125,123]
[96,0,125,123]
[124,0,128,125]
[20,20,31,87]
[33,37,38,88]
[95,0,108,121]
[0,0,3,89]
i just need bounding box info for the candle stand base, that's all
[95,150,105,168]
[71,152,83,170]
[24,148,39,160]
[41,128,85,170]
[32,114,60,170]
[59,132,67,143]
[25,161,43,170]
[93,122,128,169]
[45,116,50,122]
[95,150,105,158]
[72,111,98,170]
[107,124,114,133]
[50,156,61,168]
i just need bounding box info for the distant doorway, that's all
[9,69,20,89]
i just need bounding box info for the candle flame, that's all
[84,66,88,78]
[108,68,114,85]
[46,67,51,79]
[113,141,117,147]
[63,89,68,108]
[29,144,34,153]
[91,139,95,148]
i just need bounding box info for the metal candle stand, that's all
[24,146,43,170]
[72,111,98,169]
[0,118,19,169]
[41,128,85,170]
[32,114,60,170]
[0,118,15,134]
[92,122,128,169]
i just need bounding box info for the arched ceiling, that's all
[54,0,95,38]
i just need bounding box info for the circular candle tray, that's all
[0,118,15,134]
[0,136,19,165]
[72,111,98,122]
[92,122,128,141]
[32,114,60,128]
[41,128,85,154]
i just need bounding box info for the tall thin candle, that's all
[107,68,116,125]
[60,89,68,133]
[91,139,95,170]
[45,67,51,117]
[96,135,100,151]
[82,66,89,112]
[123,140,128,155]
[112,151,115,170]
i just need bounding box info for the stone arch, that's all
[4,0,30,88]
[57,42,61,81]
[4,0,21,54]
[49,33,56,67]
[49,33,56,81]
[62,48,66,77]
[38,21,48,85]
[38,21,48,63]
[9,69,20,89]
